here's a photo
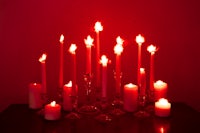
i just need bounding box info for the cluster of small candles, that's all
[28,21,171,120]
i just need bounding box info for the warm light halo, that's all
[68,44,77,54]
[147,44,157,54]
[94,21,103,32]
[100,55,109,67]
[84,35,94,47]
[136,34,145,45]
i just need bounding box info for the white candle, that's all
[38,53,47,94]
[154,80,168,101]
[100,55,109,98]
[63,81,72,111]
[155,98,171,117]
[28,83,42,109]
[84,35,94,74]
[94,21,103,88]
[59,34,64,89]
[44,101,61,120]
[123,83,138,112]
[136,34,145,87]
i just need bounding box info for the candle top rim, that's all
[124,83,138,88]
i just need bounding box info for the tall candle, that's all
[28,83,42,109]
[100,55,109,98]
[59,34,64,89]
[44,101,61,120]
[147,44,157,93]
[155,98,171,117]
[154,80,168,101]
[94,21,103,88]
[84,35,94,74]
[39,53,47,94]
[114,36,124,95]
[68,44,77,96]
[123,83,138,112]
[63,81,72,111]
[140,68,146,96]
[136,34,145,87]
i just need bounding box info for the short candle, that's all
[155,98,171,117]
[28,83,42,109]
[44,101,61,120]
[154,80,168,101]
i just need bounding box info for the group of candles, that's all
[28,21,171,120]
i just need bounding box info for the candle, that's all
[28,83,42,109]
[84,35,94,74]
[63,81,72,111]
[154,80,168,101]
[114,36,124,95]
[44,101,61,120]
[155,98,171,117]
[136,34,145,87]
[59,34,64,89]
[94,21,103,88]
[123,83,138,112]
[147,44,157,93]
[38,53,47,94]
[140,68,146,96]
[68,44,77,96]
[100,55,109,98]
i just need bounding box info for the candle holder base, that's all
[65,112,81,120]
[134,110,150,118]
[78,105,100,116]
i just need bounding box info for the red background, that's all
[0,0,200,111]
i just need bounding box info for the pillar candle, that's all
[100,55,109,98]
[63,81,72,111]
[136,34,145,87]
[84,35,94,74]
[59,34,64,89]
[68,44,77,96]
[44,101,61,120]
[39,53,47,94]
[28,83,42,109]
[154,80,168,101]
[94,21,103,88]
[155,98,171,117]
[123,83,138,112]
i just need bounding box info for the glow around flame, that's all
[84,35,94,47]
[94,21,103,32]
[66,81,72,87]
[136,34,145,44]
[100,55,109,66]
[69,44,77,54]
[39,53,47,63]
[50,101,56,107]
[147,44,157,54]
[59,34,64,44]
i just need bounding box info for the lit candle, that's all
[68,44,77,96]
[44,101,61,120]
[100,55,109,98]
[147,44,157,94]
[94,21,103,88]
[136,34,145,87]
[38,53,47,94]
[59,34,64,89]
[140,68,146,96]
[123,83,138,112]
[154,80,168,101]
[114,36,124,95]
[63,81,72,111]
[155,98,171,117]
[28,83,42,109]
[84,35,94,74]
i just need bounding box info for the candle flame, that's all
[39,53,47,63]
[50,101,56,107]
[158,98,169,105]
[59,34,64,44]
[136,34,145,45]
[69,44,77,54]
[114,36,124,55]
[140,68,145,74]
[84,35,94,47]
[116,36,124,45]
[160,127,164,133]
[125,83,136,88]
[154,80,166,87]
[147,44,157,54]
[94,21,103,32]
[100,55,109,66]
[65,81,72,87]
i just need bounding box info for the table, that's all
[0,103,199,133]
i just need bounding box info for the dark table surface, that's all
[0,103,200,133]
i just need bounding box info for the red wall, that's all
[0,0,200,111]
